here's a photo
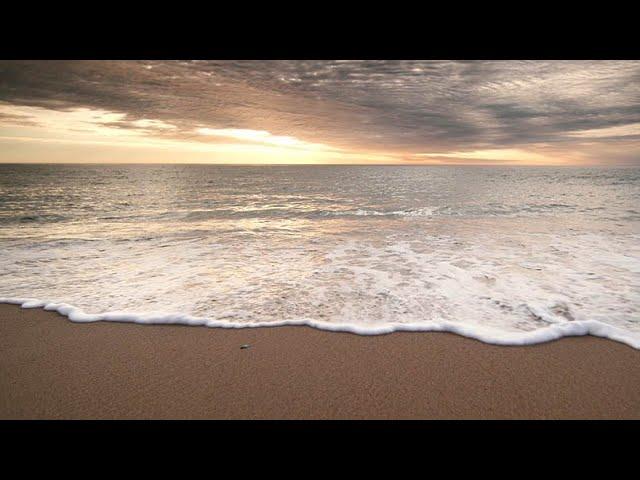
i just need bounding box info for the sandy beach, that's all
[1,303,639,419]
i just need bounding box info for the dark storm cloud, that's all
[1,60,639,154]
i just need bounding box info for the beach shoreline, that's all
[1,303,639,419]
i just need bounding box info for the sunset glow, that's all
[1,61,638,165]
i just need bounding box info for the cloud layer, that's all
[1,60,639,164]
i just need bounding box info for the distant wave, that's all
[3,202,632,224]
[324,203,577,218]
[323,208,436,217]
[0,214,69,224]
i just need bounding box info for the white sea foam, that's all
[1,225,638,348]
[326,207,436,217]
[2,296,639,349]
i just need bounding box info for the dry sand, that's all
[1,303,639,419]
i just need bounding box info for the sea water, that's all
[1,164,639,347]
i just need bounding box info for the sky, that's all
[0,60,639,165]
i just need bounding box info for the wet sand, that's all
[1,303,639,419]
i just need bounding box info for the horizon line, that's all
[0,162,637,167]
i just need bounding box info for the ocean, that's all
[1,164,639,347]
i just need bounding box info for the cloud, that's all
[565,122,640,139]
[413,148,554,165]
[0,60,639,164]
[195,127,331,150]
